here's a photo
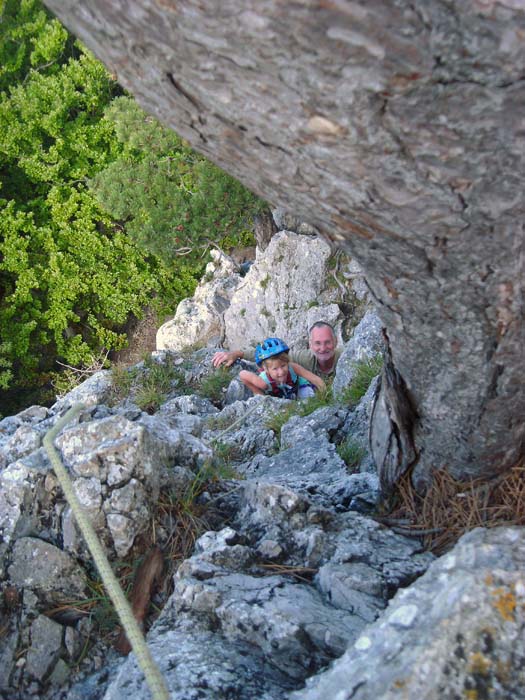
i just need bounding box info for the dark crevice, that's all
[212,112,249,135]
[364,282,403,318]
[435,77,489,87]
[190,121,208,143]
[166,73,202,111]
[485,363,504,403]
[432,66,525,90]
[480,264,495,283]
[407,2,432,31]
[452,189,468,212]
[213,112,236,126]
[484,337,499,364]
[496,75,525,88]
[347,682,367,698]
[254,136,291,155]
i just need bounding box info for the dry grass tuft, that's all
[156,494,212,567]
[380,461,525,554]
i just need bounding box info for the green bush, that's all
[90,96,268,267]
[0,2,267,413]
[0,3,188,403]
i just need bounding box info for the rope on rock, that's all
[43,403,169,700]
[213,400,267,441]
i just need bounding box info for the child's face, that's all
[263,357,289,383]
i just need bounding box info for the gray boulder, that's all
[224,230,344,351]
[8,537,87,605]
[156,249,242,351]
[332,310,384,398]
[241,435,378,511]
[96,483,434,700]
[292,526,525,700]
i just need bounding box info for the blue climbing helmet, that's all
[254,337,290,366]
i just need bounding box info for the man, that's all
[212,321,341,379]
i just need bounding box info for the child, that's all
[239,337,325,399]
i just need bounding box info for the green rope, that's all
[43,404,169,700]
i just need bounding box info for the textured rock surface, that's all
[101,622,295,700]
[223,230,345,350]
[8,537,87,604]
[25,615,64,681]
[292,526,525,700]
[99,495,434,700]
[1,344,524,699]
[44,0,525,484]
[156,249,241,351]
[331,310,384,397]
[55,412,212,558]
[0,343,386,699]
[158,229,365,355]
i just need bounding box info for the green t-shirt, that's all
[243,347,341,378]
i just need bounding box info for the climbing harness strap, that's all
[259,367,299,398]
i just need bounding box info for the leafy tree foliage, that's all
[90,97,268,265]
[0,1,268,412]
[0,2,185,397]
[0,0,76,92]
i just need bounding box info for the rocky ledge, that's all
[1,327,523,699]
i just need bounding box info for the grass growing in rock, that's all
[109,362,138,400]
[45,563,136,657]
[337,437,366,472]
[264,385,334,443]
[109,354,188,412]
[156,460,236,568]
[211,441,246,471]
[204,413,232,431]
[196,367,232,404]
[51,457,237,659]
[110,356,235,412]
[340,353,383,405]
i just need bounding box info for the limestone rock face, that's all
[158,229,368,355]
[25,615,64,682]
[292,526,525,700]
[332,310,384,398]
[0,347,523,699]
[156,249,241,352]
[223,230,343,350]
[100,490,434,700]
[44,0,525,484]
[8,537,87,604]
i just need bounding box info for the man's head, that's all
[308,322,336,367]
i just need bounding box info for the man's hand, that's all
[212,350,241,368]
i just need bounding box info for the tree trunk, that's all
[44,0,525,488]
